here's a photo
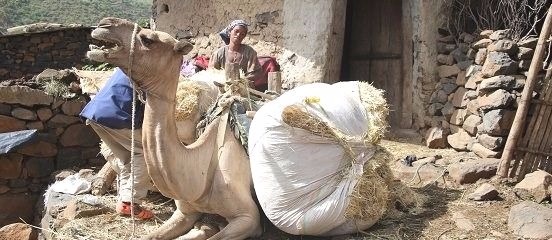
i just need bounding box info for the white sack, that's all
[248,81,379,236]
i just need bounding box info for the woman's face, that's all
[230,25,247,45]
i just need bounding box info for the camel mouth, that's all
[87,28,124,62]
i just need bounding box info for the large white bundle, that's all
[248,81,389,236]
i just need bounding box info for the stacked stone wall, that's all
[426,29,543,159]
[0,81,102,227]
[0,27,95,81]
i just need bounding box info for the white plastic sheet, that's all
[248,81,377,235]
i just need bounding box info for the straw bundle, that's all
[174,81,202,121]
[358,82,389,144]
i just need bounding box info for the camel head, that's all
[87,17,193,90]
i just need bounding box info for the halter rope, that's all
[128,22,139,237]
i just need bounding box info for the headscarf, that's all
[219,20,249,45]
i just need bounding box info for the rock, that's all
[478,89,515,111]
[481,52,518,77]
[438,65,461,78]
[60,124,100,147]
[61,97,87,116]
[478,134,505,150]
[451,48,469,63]
[450,108,468,126]
[36,68,78,85]
[428,103,444,116]
[17,141,57,157]
[425,127,448,148]
[465,72,484,90]
[462,115,482,135]
[471,143,499,158]
[438,54,455,65]
[36,108,53,121]
[438,35,455,43]
[518,59,531,70]
[442,102,454,120]
[441,83,458,95]
[463,33,475,43]
[477,75,516,92]
[0,153,23,179]
[475,48,487,65]
[508,201,552,239]
[0,103,10,116]
[466,100,479,115]
[0,115,26,133]
[0,193,38,227]
[452,87,468,107]
[487,39,517,55]
[456,60,473,71]
[25,157,55,178]
[451,212,475,231]
[456,71,467,86]
[0,86,53,107]
[489,29,510,40]
[26,121,44,131]
[517,47,534,60]
[480,30,494,38]
[430,90,448,104]
[448,158,501,184]
[473,39,492,49]
[56,148,86,170]
[480,109,515,136]
[437,42,457,54]
[0,223,38,240]
[46,114,80,128]
[10,108,36,121]
[447,130,472,151]
[468,183,499,201]
[392,159,445,185]
[514,170,552,203]
[517,37,538,49]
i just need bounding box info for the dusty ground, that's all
[43,132,534,240]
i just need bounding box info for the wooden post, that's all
[268,71,282,94]
[498,5,552,178]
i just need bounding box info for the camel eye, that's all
[140,35,155,46]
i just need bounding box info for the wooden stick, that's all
[498,5,552,178]
[91,162,117,196]
[248,87,276,100]
[268,71,282,94]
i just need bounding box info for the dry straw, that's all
[174,80,203,121]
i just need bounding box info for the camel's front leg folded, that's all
[207,214,261,240]
[143,200,201,240]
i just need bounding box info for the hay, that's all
[358,82,389,144]
[174,81,202,121]
[42,80,70,98]
[281,104,335,139]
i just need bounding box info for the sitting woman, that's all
[209,20,261,84]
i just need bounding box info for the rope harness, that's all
[128,22,139,237]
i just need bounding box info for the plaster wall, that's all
[410,0,446,129]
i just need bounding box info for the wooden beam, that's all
[400,0,413,128]
[268,71,282,94]
[498,5,552,178]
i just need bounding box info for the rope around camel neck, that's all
[128,22,139,237]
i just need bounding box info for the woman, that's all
[209,20,261,83]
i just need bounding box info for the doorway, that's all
[341,0,407,128]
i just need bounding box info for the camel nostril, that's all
[161,4,169,13]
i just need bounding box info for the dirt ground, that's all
[45,131,538,240]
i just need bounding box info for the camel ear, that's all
[174,40,193,55]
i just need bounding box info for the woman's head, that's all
[219,20,249,45]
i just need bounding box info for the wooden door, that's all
[341,0,405,127]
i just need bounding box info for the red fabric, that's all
[254,56,280,91]
[194,56,210,70]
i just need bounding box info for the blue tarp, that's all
[0,129,38,154]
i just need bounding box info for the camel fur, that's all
[87,17,261,240]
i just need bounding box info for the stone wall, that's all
[425,29,541,158]
[0,27,95,81]
[0,74,102,227]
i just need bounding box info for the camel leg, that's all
[206,214,261,240]
[144,200,200,240]
[175,222,219,240]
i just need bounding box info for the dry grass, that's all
[175,80,202,121]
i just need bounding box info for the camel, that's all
[87,17,261,240]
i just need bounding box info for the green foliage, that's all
[1,0,151,28]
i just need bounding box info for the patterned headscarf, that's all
[219,20,249,45]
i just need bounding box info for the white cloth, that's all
[248,81,378,236]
